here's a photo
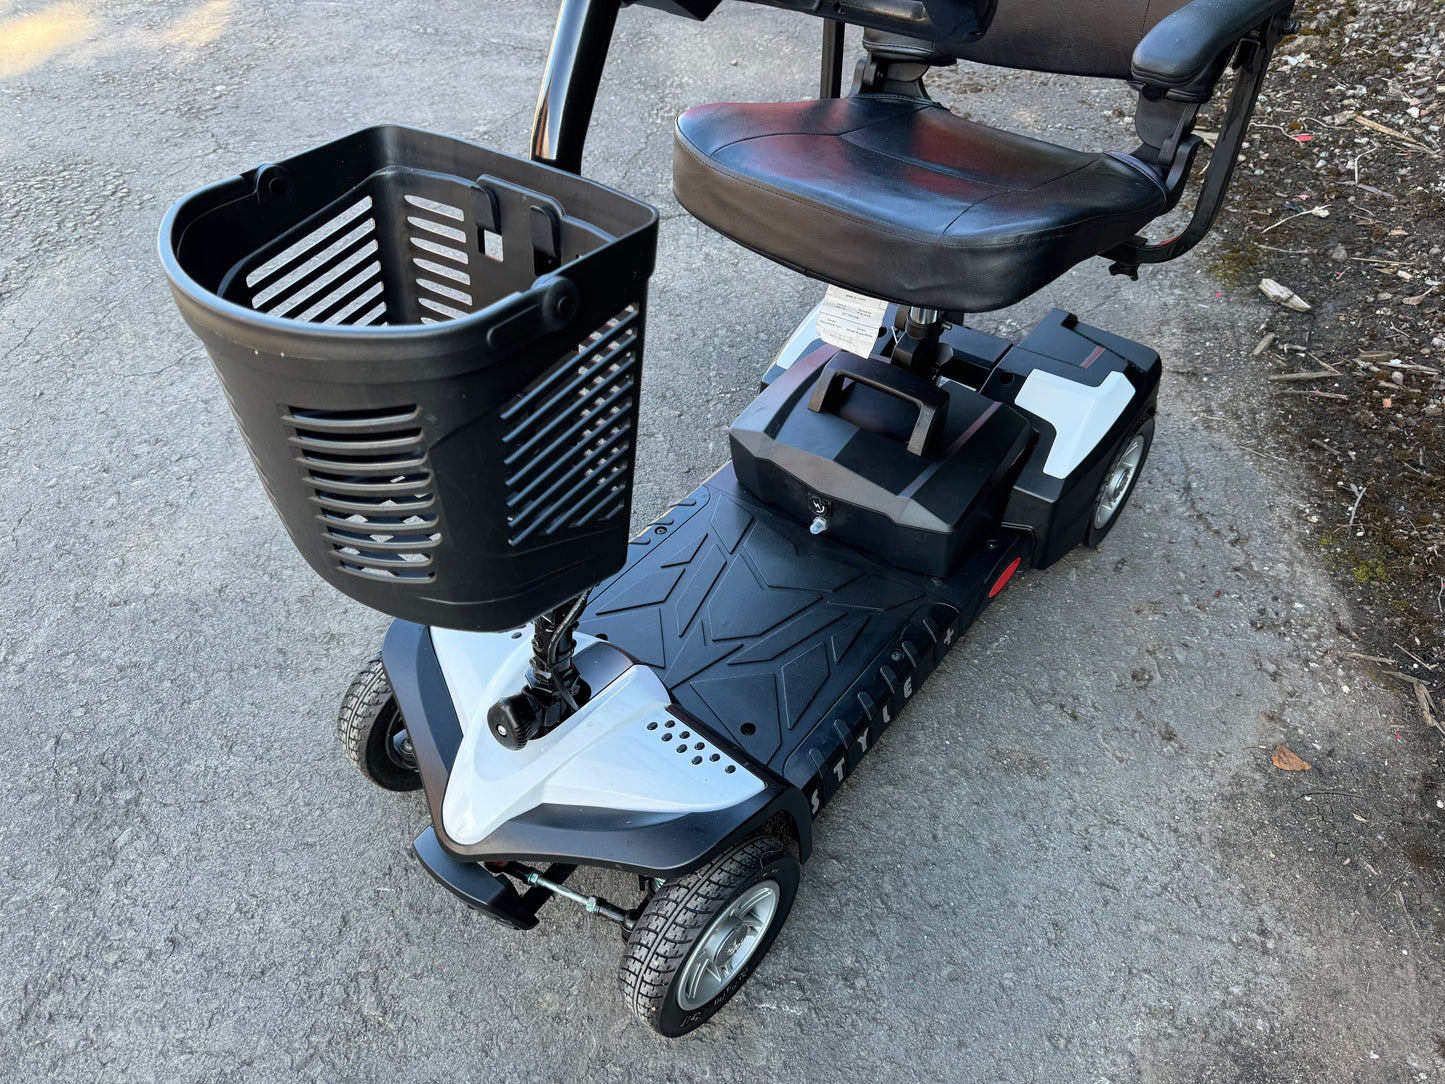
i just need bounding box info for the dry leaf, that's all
[1271,743,1312,771]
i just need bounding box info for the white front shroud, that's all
[1013,368,1134,479]
[431,627,764,847]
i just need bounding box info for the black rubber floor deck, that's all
[581,466,1029,817]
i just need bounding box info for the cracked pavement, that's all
[1,1,1441,1081]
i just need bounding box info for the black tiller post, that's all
[820,19,845,99]
[530,0,622,174]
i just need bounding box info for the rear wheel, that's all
[1085,416,1154,547]
[337,652,422,791]
[619,834,799,1036]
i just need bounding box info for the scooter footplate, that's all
[581,466,1027,816]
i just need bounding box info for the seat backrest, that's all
[743,0,1201,80]
[947,0,1195,78]
[741,0,996,48]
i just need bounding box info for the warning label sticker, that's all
[815,286,889,359]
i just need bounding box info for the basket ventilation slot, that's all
[404,194,476,324]
[500,305,640,546]
[244,197,388,326]
[283,405,440,582]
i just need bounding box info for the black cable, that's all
[545,590,589,714]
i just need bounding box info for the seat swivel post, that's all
[487,592,593,750]
[891,306,952,378]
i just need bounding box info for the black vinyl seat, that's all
[673,95,1170,314]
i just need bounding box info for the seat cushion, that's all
[673,96,1169,314]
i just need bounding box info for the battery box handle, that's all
[807,353,948,459]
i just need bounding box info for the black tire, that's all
[619,834,799,1037]
[1084,416,1155,548]
[336,651,422,792]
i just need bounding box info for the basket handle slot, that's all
[473,175,611,274]
[531,204,561,275]
[470,181,500,233]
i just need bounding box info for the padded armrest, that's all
[1132,0,1294,93]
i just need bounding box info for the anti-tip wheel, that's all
[336,651,422,792]
[619,833,799,1037]
[1085,416,1154,548]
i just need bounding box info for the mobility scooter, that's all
[161,0,1297,1036]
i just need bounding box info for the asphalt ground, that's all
[1,2,1441,1081]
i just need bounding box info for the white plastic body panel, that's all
[431,628,765,847]
[1014,369,1134,479]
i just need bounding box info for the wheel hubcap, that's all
[675,880,780,1011]
[386,710,418,772]
[1093,434,1145,530]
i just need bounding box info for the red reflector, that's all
[988,557,1022,599]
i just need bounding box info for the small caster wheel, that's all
[618,834,799,1037]
[336,651,422,792]
[1085,416,1154,547]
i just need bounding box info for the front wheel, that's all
[619,834,799,1036]
[336,651,423,792]
[1085,416,1154,547]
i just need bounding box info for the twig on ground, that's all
[1394,644,1438,671]
[1397,888,1421,942]
[1278,389,1349,400]
[1347,483,1369,533]
[1261,206,1330,234]
[1236,443,1288,463]
[1384,360,1440,375]
[1345,651,1396,665]
[1416,682,1439,734]
[1353,145,1374,183]
[1268,372,1338,382]
[1383,669,1426,686]
[1342,181,1396,199]
[1311,438,1344,458]
[1353,114,1438,154]
[1252,332,1277,357]
[1415,683,1443,739]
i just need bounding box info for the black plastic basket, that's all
[160,126,658,632]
